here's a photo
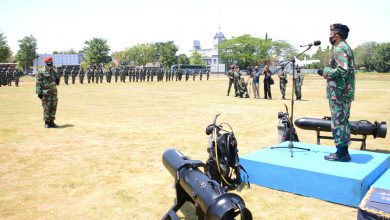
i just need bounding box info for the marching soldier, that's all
[36,56,60,128]
[206,69,210,80]
[278,67,288,99]
[114,67,120,82]
[199,69,203,81]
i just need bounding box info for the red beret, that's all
[43,56,53,63]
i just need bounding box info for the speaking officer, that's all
[36,56,60,128]
[318,23,355,162]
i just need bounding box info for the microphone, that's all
[300,40,321,47]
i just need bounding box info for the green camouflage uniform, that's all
[279,69,288,99]
[71,67,77,84]
[322,41,355,148]
[6,68,13,86]
[226,69,234,96]
[94,68,99,84]
[36,67,59,123]
[87,68,93,83]
[233,70,242,97]
[106,68,112,83]
[98,68,104,83]
[79,68,85,84]
[294,69,304,100]
[64,67,70,85]
[13,69,20,87]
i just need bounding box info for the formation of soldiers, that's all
[56,66,210,85]
[226,64,305,100]
[0,65,23,87]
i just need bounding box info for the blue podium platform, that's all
[371,168,390,190]
[240,142,390,207]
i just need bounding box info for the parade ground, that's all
[1,73,389,219]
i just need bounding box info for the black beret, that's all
[330,23,350,34]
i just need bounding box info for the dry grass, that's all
[0,73,389,219]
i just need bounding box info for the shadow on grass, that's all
[57,124,74,129]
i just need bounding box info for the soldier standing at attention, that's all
[113,67,118,82]
[318,23,355,162]
[56,66,63,82]
[98,68,104,83]
[294,66,304,100]
[36,56,60,128]
[79,67,85,84]
[64,66,70,85]
[107,67,113,83]
[206,69,210,80]
[6,67,13,86]
[14,69,21,87]
[226,65,235,96]
[278,66,288,99]
[199,69,203,81]
[91,67,95,83]
[87,68,92,83]
[192,69,196,81]
[71,67,77,84]
[94,68,99,84]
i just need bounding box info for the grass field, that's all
[0,73,389,219]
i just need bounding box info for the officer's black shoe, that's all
[324,152,351,162]
[49,121,58,128]
[44,122,50,128]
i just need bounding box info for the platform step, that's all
[240,142,390,207]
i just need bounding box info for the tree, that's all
[372,42,390,73]
[270,40,297,62]
[311,46,332,69]
[53,49,77,54]
[190,50,205,66]
[177,54,190,67]
[15,35,37,72]
[83,38,110,67]
[0,31,11,62]
[155,41,178,68]
[354,42,378,71]
[218,34,277,68]
[124,43,156,66]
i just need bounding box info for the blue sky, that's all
[1,0,389,55]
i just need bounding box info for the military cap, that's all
[330,23,349,34]
[43,56,53,63]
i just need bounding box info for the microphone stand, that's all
[271,45,313,157]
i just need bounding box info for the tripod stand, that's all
[271,46,314,157]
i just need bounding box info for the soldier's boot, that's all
[44,121,50,128]
[324,145,351,162]
[49,120,58,128]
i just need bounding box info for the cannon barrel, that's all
[294,117,387,138]
[162,149,252,220]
